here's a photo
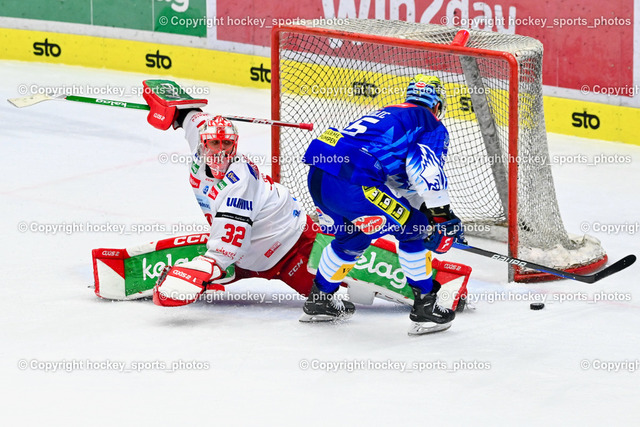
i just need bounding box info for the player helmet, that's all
[405,74,447,119]
[199,116,239,179]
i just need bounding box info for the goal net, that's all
[271,19,606,282]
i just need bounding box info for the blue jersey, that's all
[303,102,451,208]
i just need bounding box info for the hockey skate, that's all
[408,281,455,335]
[299,283,355,322]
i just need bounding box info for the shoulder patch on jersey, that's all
[226,171,240,183]
[191,161,200,174]
[208,186,219,200]
[317,128,343,147]
[190,174,201,189]
[238,155,260,180]
[216,180,228,191]
[246,161,259,179]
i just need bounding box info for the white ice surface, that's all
[1,61,639,426]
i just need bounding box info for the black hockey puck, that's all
[530,302,545,310]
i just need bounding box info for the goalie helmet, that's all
[199,116,239,179]
[405,74,447,119]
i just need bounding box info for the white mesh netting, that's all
[273,19,605,280]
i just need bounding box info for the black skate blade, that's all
[408,321,451,336]
[299,312,353,323]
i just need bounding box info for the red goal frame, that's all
[270,24,607,282]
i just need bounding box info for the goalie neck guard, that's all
[199,116,239,179]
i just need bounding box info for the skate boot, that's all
[408,281,455,335]
[299,283,355,322]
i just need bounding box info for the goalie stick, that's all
[6,93,314,130]
[453,242,636,284]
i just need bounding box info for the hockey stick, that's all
[222,115,313,130]
[453,242,636,283]
[7,93,150,110]
[7,93,314,130]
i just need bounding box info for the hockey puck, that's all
[530,302,545,310]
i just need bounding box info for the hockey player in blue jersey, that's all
[301,75,465,335]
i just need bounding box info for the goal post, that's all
[271,19,607,282]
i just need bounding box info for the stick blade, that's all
[7,93,57,108]
[591,254,636,283]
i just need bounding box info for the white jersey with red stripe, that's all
[183,111,306,271]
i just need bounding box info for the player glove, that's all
[153,256,225,306]
[142,79,208,130]
[421,204,466,254]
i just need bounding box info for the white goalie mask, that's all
[199,116,238,179]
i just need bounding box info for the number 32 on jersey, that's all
[221,224,245,247]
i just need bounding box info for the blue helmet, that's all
[405,74,446,119]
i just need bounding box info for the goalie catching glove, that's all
[422,204,466,254]
[153,256,225,306]
[142,79,208,130]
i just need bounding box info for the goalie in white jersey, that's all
[143,87,318,306]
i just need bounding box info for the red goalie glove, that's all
[153,256,225,306]
[142,79,208,130]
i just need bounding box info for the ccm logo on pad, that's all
[173,235,208,246]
